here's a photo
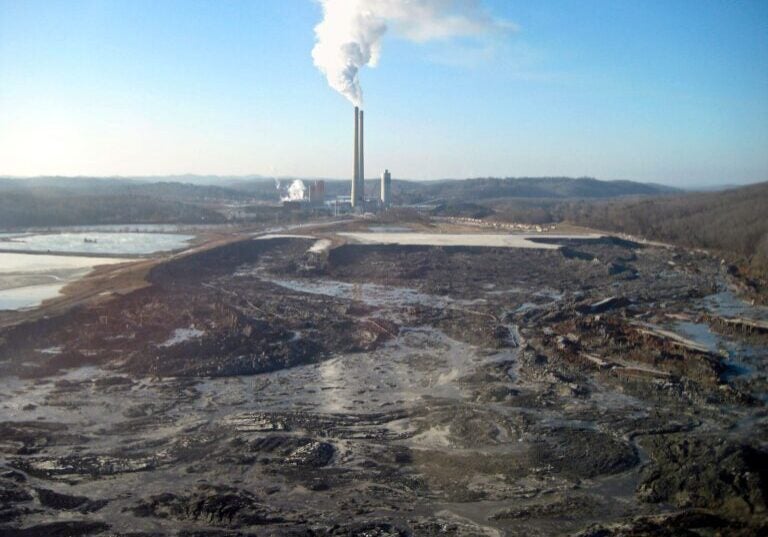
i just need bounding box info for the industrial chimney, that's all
[352,106,360,208]
[381,169,391,207]
[358,110,365,209]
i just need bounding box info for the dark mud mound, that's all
[0,237,396,379]
[0,421,82,455]
[12,453,156,480]
[529,428,638,478]
[149,237,310,284]
[326,244,570,298]
[490,494,603,521]
[0,521,110,537]
[410,305,512,349]
[638,434,768,518]
[131,485,286,527]
[575,510,761,537]
[34,488,107,512]
[0,475,33,524]
[249,436,335,467]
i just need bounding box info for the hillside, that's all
[563,182,768,287]
[401,176,677,203]
[0,191,226,228]
[482,182,768,298]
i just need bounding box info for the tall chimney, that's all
[352,106,359,207]
[358,109,365,209]
[381,169,391,207]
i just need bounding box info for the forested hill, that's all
[391,176,679,203]
[563,181,768,270]
[480,181,768,296]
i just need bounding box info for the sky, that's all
[0,0,767,187]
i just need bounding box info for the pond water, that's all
[0,232,194,255]
[0,283,69,311]
[0,253,130,311]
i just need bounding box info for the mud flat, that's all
[0,224,766,536]
[338,231,603,248]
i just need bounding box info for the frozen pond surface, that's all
[0,224,230,233]
[0,252,126,274]
[0,253,129,311]
[0,232,194,255]
[338,232,602,249]
[0,283,68,311]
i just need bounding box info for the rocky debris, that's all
[246,436,335,468]
[34,488,108,512]
[408,518,499,537]
[576,296,629,314]
[490,494,602,520]
[284,440,335,467]
[706,314,768,341]
[0,471,35,524]
[0,470,26,484]
[225,414,289,433]
[298,522,409,537]
[352,318,400,351]
[573,510,760,537]
[13,454,156,480]
[131,485,286,527]
[223,410,412,440]
[528,428,638,478]
[0,421,82,455]
[0,480,32,504]
[92,376,134,389]
[0,521,110,537]
[637,434,768,518]
[409,305,511,349]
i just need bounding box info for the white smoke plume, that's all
[281,179,307,202]
[312,0,512,107]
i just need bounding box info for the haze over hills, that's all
[0,175,683,229]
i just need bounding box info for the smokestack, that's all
[352,106,359,207]
[381,169,391,208]
[359,109,365,209]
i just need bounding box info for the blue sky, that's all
[1,0,766,186]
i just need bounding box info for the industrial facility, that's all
[280,106,392,215]
[350,106,391,213]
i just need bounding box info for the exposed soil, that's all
[0,222,766,536]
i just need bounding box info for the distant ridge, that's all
[0,175,680,204]
[388,177,679,203]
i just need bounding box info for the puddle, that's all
[706,290,768,321]
[160,327,205,347]
[261,276,463,310]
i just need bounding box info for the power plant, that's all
[281,106,391,215]
[351,106,390,212]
